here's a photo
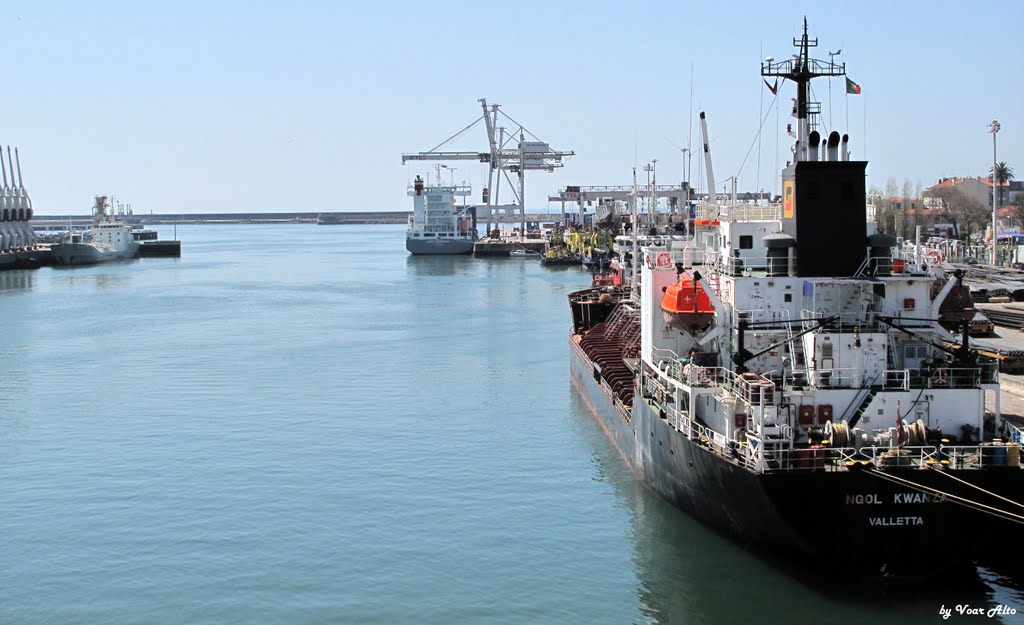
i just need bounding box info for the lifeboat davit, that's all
[661,272,715,335]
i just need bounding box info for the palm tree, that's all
[991,161,1015,208]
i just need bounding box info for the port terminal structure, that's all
[547,184,692,230]
[401,99,573,254]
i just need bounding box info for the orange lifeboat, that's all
[661,272,715,334]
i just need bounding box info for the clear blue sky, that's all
[6,0,1021,214]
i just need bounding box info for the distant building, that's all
[895,197,958,237]
[1008,180,1024,205]
[997,204,1021,233]
[925,176,1010,208]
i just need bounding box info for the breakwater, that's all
[32,212,412,227]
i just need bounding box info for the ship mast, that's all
[761,17,845,163]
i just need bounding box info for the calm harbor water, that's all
[1,224,1021,624]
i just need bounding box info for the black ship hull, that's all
[569,336,1022,579]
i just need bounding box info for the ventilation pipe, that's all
[826,131,841,162]
[807,131,821,161]
[840,134,849,161]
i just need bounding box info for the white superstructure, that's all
[52,195,140,265]
[405,168,476,255]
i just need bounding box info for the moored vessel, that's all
[405,168,477,255]
[52,195,140,266]
[568,19,1024,579]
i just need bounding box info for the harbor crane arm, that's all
[401,152,491,164]
[480,99,499,170]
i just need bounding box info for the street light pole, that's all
[990,120,1001,266]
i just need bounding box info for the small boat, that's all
[510,248,539,257]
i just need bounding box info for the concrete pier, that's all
[473,236,546,256]
[0,248,52,270]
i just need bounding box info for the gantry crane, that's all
[402,99,573,236]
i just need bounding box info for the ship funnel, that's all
[826,131,841,162]
[840,134,849,161]
[808,131,821,161]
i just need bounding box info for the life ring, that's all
[656,252,672,267]
[931,368,948,386]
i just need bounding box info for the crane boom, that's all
[401,152,491,164]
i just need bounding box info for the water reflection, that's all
[567,388,1022,625]
[49,270,133,290]
[404,254,474,277]
[0,271,36,293]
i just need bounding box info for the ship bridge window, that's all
[739,235,753,249]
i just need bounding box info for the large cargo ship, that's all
[569,20,1024,579]
[405,169,477,255]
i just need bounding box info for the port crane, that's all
[402,99,574,236]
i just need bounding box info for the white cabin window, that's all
[905,344,928,369]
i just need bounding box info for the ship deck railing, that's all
[799,309,940,332]
[789,366,989,391]
[855,252,933,278]
[661,402,735,460]
[665,364,776,409]
[694,203,782,223]
[703,251,791,278]
[658,394,1020,473]
[761,443,1023,472]
[734,308,793,326]
[758,444,1020,473]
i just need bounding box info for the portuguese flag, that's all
[846,77,862,95]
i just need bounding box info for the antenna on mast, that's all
[761,17,845,162]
